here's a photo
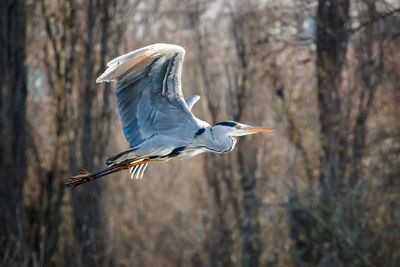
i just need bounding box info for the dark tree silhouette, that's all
[0,0,28,264]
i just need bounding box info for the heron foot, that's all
[64,170,92,188]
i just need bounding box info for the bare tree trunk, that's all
[316,0,350,196]
[37,1,77,264]
[0,0,28,264]
[288,1,351,265]
[192,3,237,266]
[350,1,382,187]
[230,9,261,267]
[71,0,114,266]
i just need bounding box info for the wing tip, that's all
[96,76,107,83]
[185,95,201,110]
[97,43,185,84]
[96,72,113,83]
[104,43,184,69]
[146,43,185,58]
[106,46,150,67]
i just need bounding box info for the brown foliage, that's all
[1,0,399,266]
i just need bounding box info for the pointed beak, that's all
[230,125,275,136]
[243,126,275,133]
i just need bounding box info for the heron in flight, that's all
[65,43,274,188]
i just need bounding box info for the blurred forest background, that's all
[1,0,400,266]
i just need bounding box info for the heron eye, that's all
[235,125,239,129]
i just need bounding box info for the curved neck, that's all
[202,126,236,153]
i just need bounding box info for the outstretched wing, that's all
[97,44,196,147]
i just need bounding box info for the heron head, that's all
[214,121,274,137]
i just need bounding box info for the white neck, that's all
[201,126,237,153]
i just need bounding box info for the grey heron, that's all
[65,43,274,188]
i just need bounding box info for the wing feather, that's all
[97,43,196,148]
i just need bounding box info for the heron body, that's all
[65,44,273,188]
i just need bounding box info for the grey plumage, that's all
[97,43,195,149]
[65,43,273,188]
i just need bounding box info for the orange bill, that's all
[244,126,275,133]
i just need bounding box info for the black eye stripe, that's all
[216,121,236,127]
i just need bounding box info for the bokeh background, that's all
[1,0,400,266]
